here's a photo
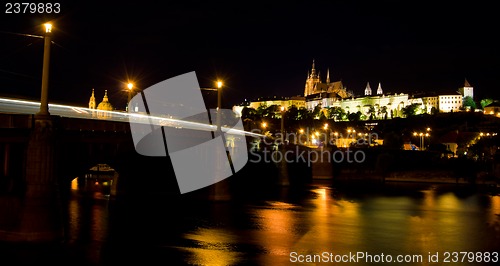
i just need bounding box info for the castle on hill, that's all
[303,60,471,118]
[234,60,474,120]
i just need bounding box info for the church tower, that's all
[459,78,473,100]
[89,88,96,109]
[377,82,383,95]
[304,59,321,96]
[97,90,114,119]
[364,82,372,96]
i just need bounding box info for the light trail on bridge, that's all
[0,97,265,138]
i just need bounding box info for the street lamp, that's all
[126,82,134,111]
[323,123,329,146]
[425,128,431,149]
[216,80,223,133]
[413,131,430,150]
[37,22,53,116]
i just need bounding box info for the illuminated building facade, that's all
[304,61,468,117]
[89,89,114,119]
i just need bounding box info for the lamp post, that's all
[280,106,285,143]
[279,105,289,186]
[419,133,424,150]
[216,80,223,133]
[18,22,63,242]
[423,133,429,150]
[37,23,53,116]
[126,82,134,111]
[324,123,329,146]
[413,131,430,150]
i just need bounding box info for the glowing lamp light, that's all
[127,83,134,90]
[44,23,52,33]
[217,81,223,89]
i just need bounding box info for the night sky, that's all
[1,1,499,110]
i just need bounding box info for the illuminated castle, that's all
[233,60,472,119]
[304,60,468,117]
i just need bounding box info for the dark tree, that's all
[463,96,476,110]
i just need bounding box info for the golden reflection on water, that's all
[292,187,361,254]
[256,201,298,256]
[164,184,500,265]
[68,177,109,242]
[407,189,439,256]
[181,228,243,266]
[489,195,500,233]
[436,192,461,211]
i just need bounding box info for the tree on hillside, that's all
[312,104,322,119]
[348,111,362,122]
[380,106,388,120]
[256,103,267,117]
[367,106,376,120]
[480,98,494,109]
[241,106,257,121]
[463,96,476,110]
[402,103,421,117]
[286,105,299,120]
[297,107,312,120]
[328,106,346,121]
[262,105,279,119]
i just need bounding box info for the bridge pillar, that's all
[310,147,333,180]
[0,115,63,242]
[275,145,290,186]
[208,149,232,201]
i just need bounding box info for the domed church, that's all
[89,89,114,119]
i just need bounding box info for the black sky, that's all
[1,1,499,109]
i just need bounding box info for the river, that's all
[2,177,500,265]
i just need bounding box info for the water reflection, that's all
[67,177,111,264]
[64,179,500,265]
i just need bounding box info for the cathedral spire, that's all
[326,68,330,84]
[377,82,383,95]
[310,59,316,77]
[365,82,372,96]
[89,88,96,109]
[304,59,320,96]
